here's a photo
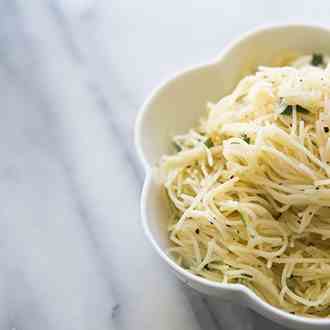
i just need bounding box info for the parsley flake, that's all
[242,134,250,144]
[281,104,309,115]
[311,53,324,67]
[204,138,214,148]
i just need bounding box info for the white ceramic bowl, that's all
[135,24,330,329]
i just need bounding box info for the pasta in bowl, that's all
[136,24,330,329]
[161,53,330,317]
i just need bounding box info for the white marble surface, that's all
[1,1,330,329]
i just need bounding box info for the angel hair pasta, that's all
[160,53,330,317]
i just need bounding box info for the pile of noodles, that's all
[160,54,330,317]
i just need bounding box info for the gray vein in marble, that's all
[49,0,144,182]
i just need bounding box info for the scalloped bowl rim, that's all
[135,22,330,328]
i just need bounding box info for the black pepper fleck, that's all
[195,228,200,234]
[324,127,329,133]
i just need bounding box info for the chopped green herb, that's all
[311,53,324,67]
[281,105,292,115]
[237,278,247,285]
[173,142,182,152]
[204,137,214,148]
[287,277,296,288]
[296,105,309,114]
[239,211,248,227]
[281,104,309,115]
[242,134,250,144]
